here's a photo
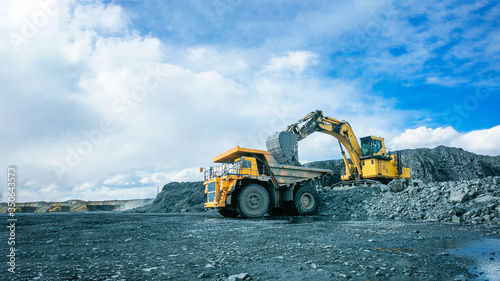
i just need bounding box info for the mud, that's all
[4,212,500,280]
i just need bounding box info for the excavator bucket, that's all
[266,131,300,166]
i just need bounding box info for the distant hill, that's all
[305,146,500,183]
[131,181,205,213]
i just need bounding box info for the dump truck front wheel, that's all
[217,208,239,218]
[237,184,270,218]
[294,186,319,216]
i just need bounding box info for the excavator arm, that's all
[267,110,364,180]
[267,110,411,183]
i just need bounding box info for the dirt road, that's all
[4,212,500,280]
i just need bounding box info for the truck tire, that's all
[237,184,270,218]
[217,208,239,218]
[294,186,319,216]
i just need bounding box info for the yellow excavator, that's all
[267,110,410,183]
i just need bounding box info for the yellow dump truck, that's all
[202,146,332,218]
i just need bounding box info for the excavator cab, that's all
[360,136,386,158]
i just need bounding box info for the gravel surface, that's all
[3,212,500,280]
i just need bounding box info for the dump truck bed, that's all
[269,164,332,186]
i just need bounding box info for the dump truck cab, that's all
[203,148,271,210]
[233,156,259,177]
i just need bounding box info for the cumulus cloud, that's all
[0,2,340,201]
[389,127,460,149]
[390,126,500,156]
[451,126,500,156]
[264,51,318,75]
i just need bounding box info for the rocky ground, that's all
[317,177,500,225]
[5,212,500,280]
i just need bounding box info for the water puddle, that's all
[419,238,500,280]
[450,239,500,280]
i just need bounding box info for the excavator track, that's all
[266,132,300,166]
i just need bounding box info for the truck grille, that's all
[208,193,216,202]
[207,182,216,202]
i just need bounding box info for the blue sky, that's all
[114,0,500,131]
[1,0,499,201]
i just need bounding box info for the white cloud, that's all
[425,76,469,86]
[390,126,460,149]
[264,51,318,75]
[73,3,128,33]
[103,174,127,185]
[69,185,156,201]
[451,125,500,156]
[390,125,500,156]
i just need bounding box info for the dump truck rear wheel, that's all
[294,186,319,216]
[237,184,270,218]
[217,208,239,218]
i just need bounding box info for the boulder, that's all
[379,184,390,192]
[449,190,469,204]
[226,273,248,281]
[452,206,467,216]
[389,178,407,193]
[474,195,499,204]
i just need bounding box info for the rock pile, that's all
[400,146,500,181]
[317,177,500,225]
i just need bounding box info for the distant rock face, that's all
[400,146,500,182]
[132,182,206,213]
[306,146,500,182]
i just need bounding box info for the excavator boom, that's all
[266,110,410,183]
